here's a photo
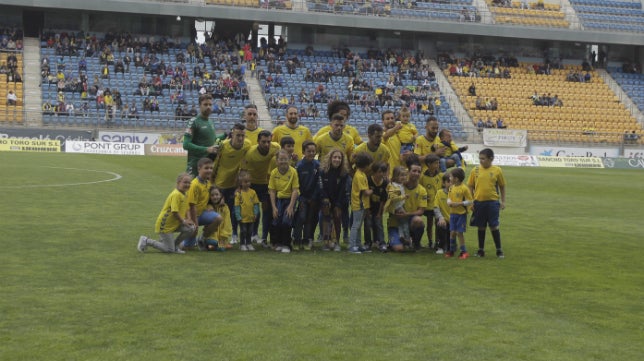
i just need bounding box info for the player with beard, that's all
[183,94,226,176]
[242,130,281,246]
[381,110,402,173]
[414,116,456,171]
[243,104,263,147]
[271,105,313,160]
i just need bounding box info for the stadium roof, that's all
[2,0,643,46]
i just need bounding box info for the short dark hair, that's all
[381,110,394,121]
[197,157,213,169]
[450,167,465,182]
[302,140,316,153]
[424,154,440,166]
[367,123,383,136]
[371,161,388,173]
[353,152,373,169]
[244,104,258,110]
[480,148,495,159]
[232,123,246,132]
[280,136,295,147]
[258,130,272,142]
[198,94,212,105]
[405,153,421,169]
[426,115,438,124]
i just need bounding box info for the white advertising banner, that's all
[483,129,528,147]
[98,131,162,144]
[66,141,145,155]
[530,145,619,158]
[463,153,538,167]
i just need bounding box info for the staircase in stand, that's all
[22,37,42,127]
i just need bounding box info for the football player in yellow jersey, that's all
[386,162,427,252]
[414,116,440,170]
[137,173,196,254]
[271,106,313,159]
[385,107,417,154]
[352,123,391,169]
[315,113,354,161]
[242,130,280,245]
[242,104,263,147]
[419,154,443,250]
[313,100,363,145]
[212,123,251,243]
[381,110,403,171]
[446,167,473,259]
[467,148,506,259]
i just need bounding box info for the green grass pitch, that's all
[1,151,642,361]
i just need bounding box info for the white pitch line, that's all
[0,166,123,188]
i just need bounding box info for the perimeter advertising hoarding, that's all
[65,141,145,155]
[0,138,61,152]
[462,153,538,167]
[98,131,184,145]
[536,156,604,168]
[0,128,92,146]
[602,157,644,169]
[145,144,187,156]
[623,148,644,159]
[530,145,619,158]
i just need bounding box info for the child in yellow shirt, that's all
[234,170,260,251]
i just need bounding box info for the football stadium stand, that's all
[0,53,24,125]
[569,0,644,33]
[608,65,644,114]
[256,48,465,138]
[39,32,249,130]
[487,0,569,28]
[447,62,642,144]
[306,0,480,22]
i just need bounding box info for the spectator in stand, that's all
[496,118,507,129]
[477,119,485,133]
[468,82,476,96]
[6,89,17,105]
[128,102,139,119]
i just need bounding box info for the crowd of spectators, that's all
[40,30,257,124]
[0,27,22,51]
[262,46,448,118]
[0,27,23,83]
[621,62,640,74]
[441,54,516,78]
[565,70,591,82]
[476,117,506,132]
[624,130,640,144]
[474,96,498,111]
[530,91,563,107]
